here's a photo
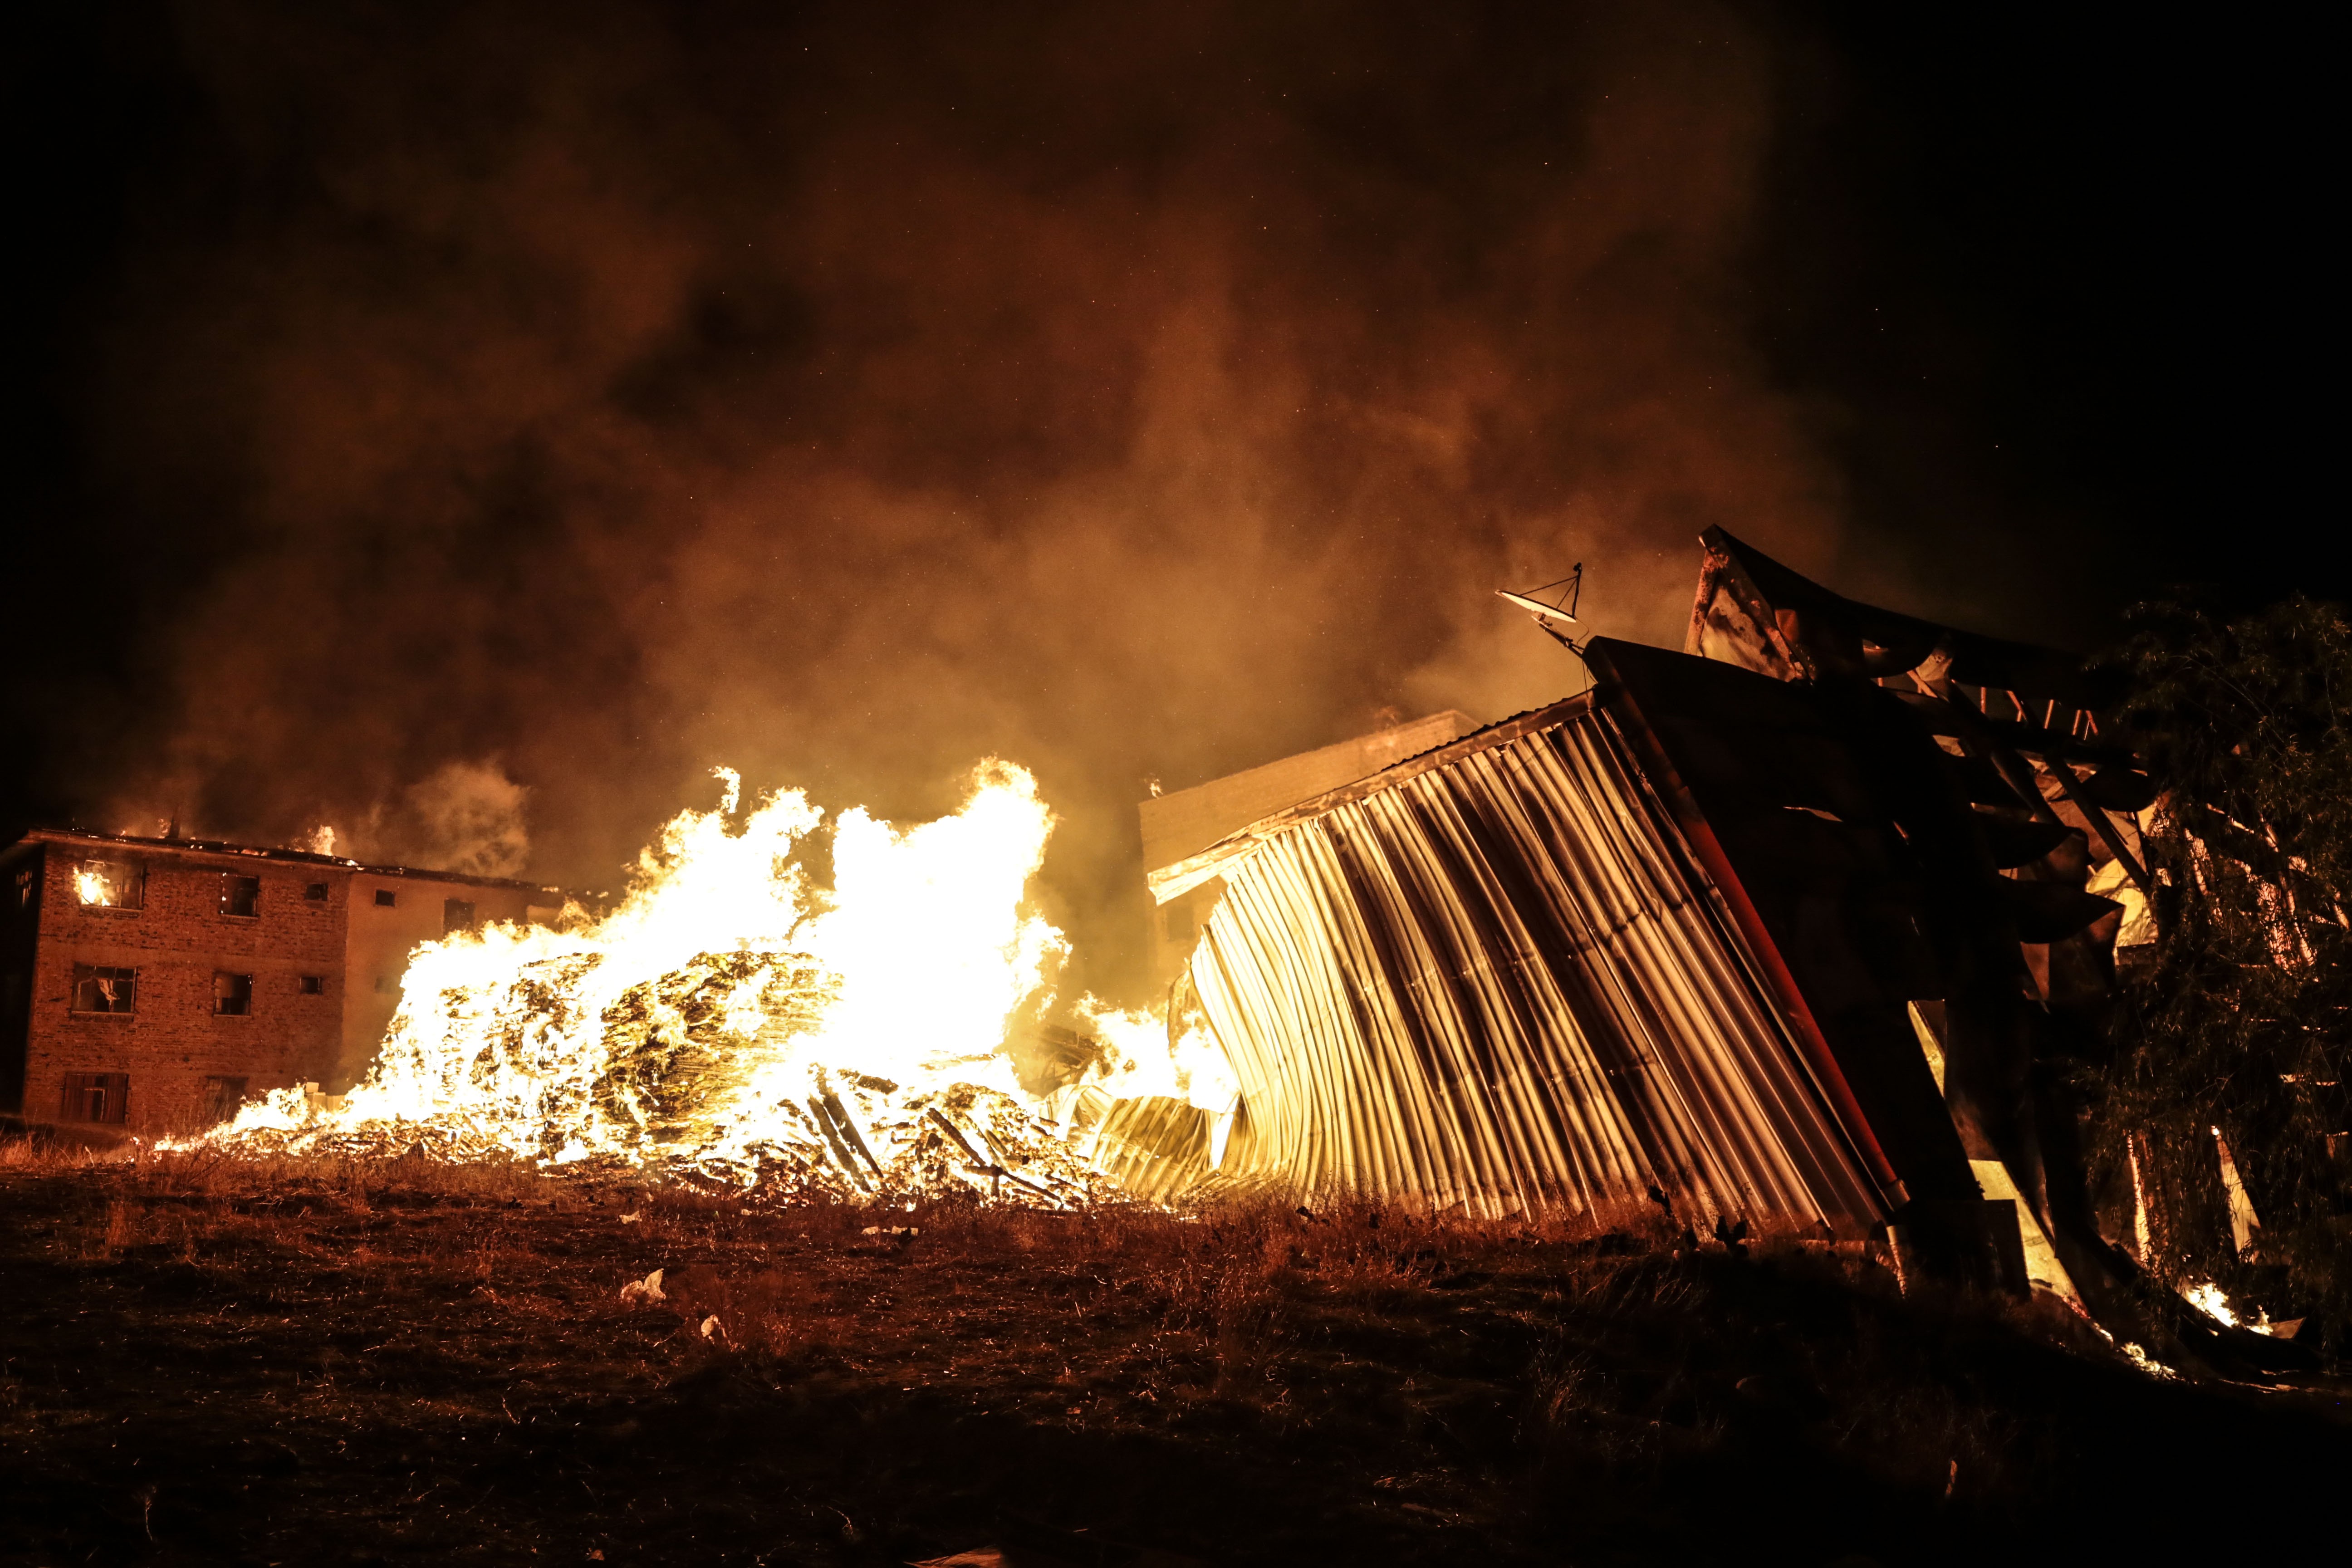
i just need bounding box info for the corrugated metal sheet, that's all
[1174,702,1892,1229]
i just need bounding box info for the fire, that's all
[75,866,113,905]
[2180,1278,2291,1337]
[2182,1280,2239,1327]
[205,761,1230,1201]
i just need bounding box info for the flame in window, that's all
[76,864,130,907]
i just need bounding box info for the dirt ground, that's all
[1,1146,2342,1567]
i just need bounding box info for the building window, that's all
[213,972,254,1016]
[298,974,324,995]
[444,898,476,934]
[14,866,36,910]
[70,964,137,1014]
[220,874,261,918]
[374,889,397,907]
[199,1075,249,1124]
[75,861,144,910]
[60,1071,130,1124]
[304,882,329,902]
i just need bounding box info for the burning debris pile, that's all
[199,763,1221,1205]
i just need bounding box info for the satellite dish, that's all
[1496,565,1583,624]
[1495,589,1578,624]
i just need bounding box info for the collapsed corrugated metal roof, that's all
[1687,526,2152,894]
[1139,531,2151,1302]
[1166,695,1890,1229]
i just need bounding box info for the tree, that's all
[2098,596,2352,1348]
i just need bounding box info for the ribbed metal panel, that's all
[1185,708,1890,1229]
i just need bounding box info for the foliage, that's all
[2098,595,2352,1344]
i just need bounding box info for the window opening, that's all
[444,898,476,934]
[199,1075,250,1125]
[220,874,261,917]
[213,972,254,1016]
[374,889,397,907]
[70,964,137,1014]
[60,1071,129,1124]
[304,883,329,902]
[76,861,144,910]
[298,974,324,995]
[14,866,35,910]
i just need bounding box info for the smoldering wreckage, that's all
[78,532,2317,1376]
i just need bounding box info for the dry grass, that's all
[0,1135,2340,1565]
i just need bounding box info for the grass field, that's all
[1,1138,2342,1566]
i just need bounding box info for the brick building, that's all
[0,829,567,1137]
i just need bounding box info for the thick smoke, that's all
[305,761,532,879]
[82,1,1852,1002]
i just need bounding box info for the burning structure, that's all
[137,765,1202,1206]
[7,531,2175,1317]
[1144,529,2153,1303]
[0,828,568,1135]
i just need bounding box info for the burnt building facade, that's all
[0,829,565,1137]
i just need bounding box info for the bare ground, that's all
[0,1142,2341,1567]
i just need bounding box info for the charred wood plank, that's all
[2048,767,2153,894]
[822,1090,884,1176]
[1888,689,2136,769]
[1920,671,2067,829]
[1918,666,2151,893]
[924,1107,986,1165]
[808,1093,878,1186]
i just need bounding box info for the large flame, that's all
[209,761,1232,1201]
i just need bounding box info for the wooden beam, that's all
[2050,766,2153,895]
[1887,689,2136,769]
[1920,671,2151,895]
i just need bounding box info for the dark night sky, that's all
[4,2,2326,1002]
